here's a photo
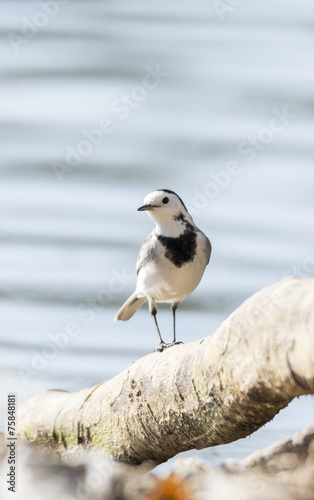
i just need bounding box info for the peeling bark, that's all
[18,277,314,465]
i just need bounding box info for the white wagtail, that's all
[114,189,211,351]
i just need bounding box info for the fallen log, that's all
[18,277,314,465]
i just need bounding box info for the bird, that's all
[114,189,211,352]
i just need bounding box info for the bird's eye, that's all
[162,197,169,204]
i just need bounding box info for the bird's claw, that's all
[154,342,169,352]
[154,341,184,352]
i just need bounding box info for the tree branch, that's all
[18,277,314,465]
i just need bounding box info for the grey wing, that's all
[198,229,212,265]
[136,232,157,276]
[205,237,212,265]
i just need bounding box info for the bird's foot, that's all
[154,342,171,352]
[170,341,184,347]
[154,341,184,352]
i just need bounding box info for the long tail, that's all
[114,292,147,321]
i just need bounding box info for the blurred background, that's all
[1,0,314,471]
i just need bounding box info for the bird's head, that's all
[138,189,193,230]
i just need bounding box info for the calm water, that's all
[1,0,314,471]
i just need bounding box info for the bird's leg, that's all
[172,303,177,343]
[170,303,183,347]
[148,298,167,352]
[152,313,167,352]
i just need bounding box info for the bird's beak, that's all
[137,204,158,211]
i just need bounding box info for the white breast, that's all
[136,231,209,303]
